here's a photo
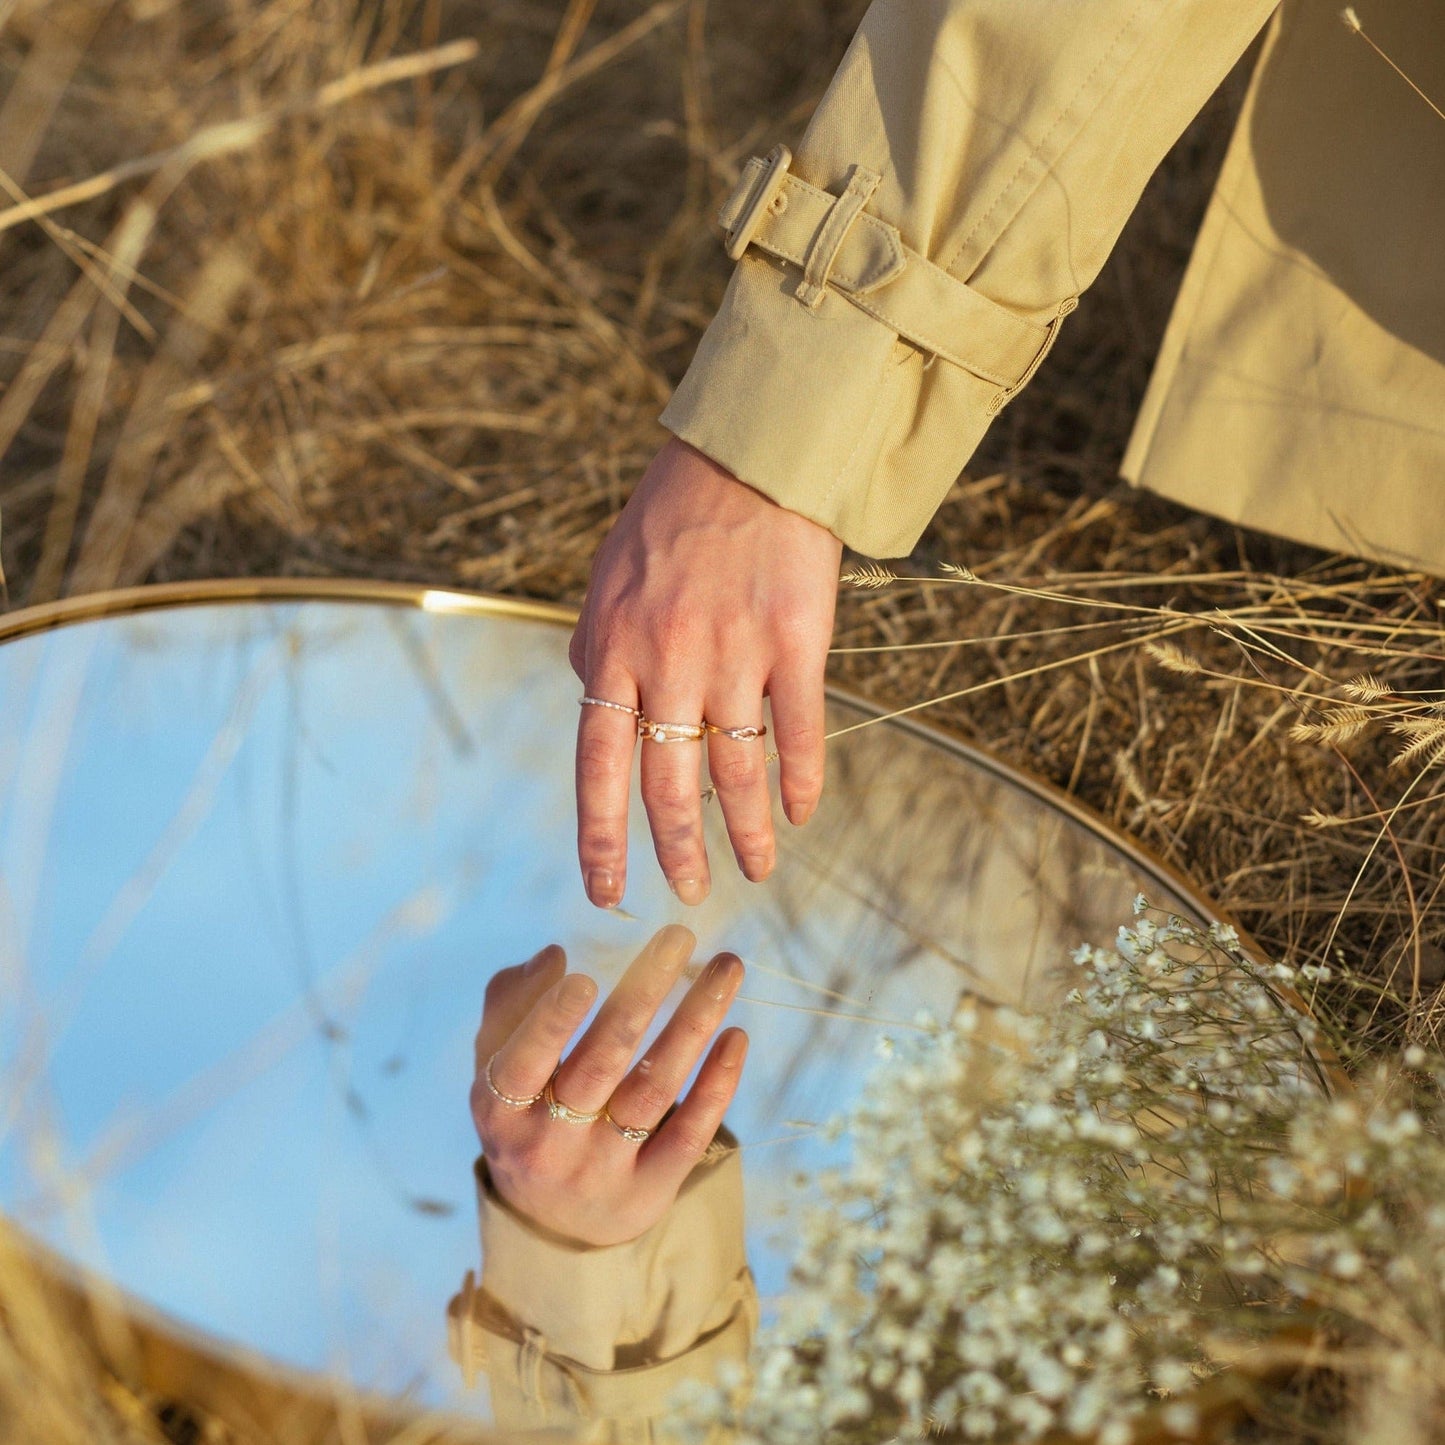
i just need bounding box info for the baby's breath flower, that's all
[679,909,1445,1445]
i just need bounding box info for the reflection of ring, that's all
[638,717,706,744]
[580,696,641,718]
[603,1105,652,1144]
[544,1078,601,1125]
[484,1054,543,1108]
[704,721,767,742]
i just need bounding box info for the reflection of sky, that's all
[0,601,1196,1414]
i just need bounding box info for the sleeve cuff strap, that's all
[471,1131,749,1370]
[718,146,1075,397]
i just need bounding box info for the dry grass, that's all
[1,0,1443,1439]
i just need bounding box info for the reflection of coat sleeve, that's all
[446,1134,756,1439]
[660,0,1277,559]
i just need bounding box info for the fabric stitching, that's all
[750,245,1033,383]
[845,293,1013,384]
[941,0,1157,278]
[744,191,1047,380]
[818,350,893,517]
[1135,8,1286,459]
[798,166,881,305]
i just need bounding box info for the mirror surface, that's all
[0,596,1208,1423]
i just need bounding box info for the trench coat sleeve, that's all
[446,1135,756,1438]
[660,0,1277,560]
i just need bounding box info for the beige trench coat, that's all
[661,0,1445,571]
[447,1142,756,1440]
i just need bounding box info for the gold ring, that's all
[638,717,706,743]
[580,696,640,718]
[603,1104,652,1143]
[484,1054,543,1108]
[704,721,767,741]
[544,1077,601,1125]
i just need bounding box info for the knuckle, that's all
[650,603,695,658]
[601,1013,646,1055]
[710,753,762,793]
[772,608,812,647]
[780,757,824,799]
[579,828,625,864]
[727,822,774,857]
[776,718,823,757]
[508,1136,554,1183]
[666,1119,711,1159]
[676,1009,717,1047]
[644,773,696,814]
[628,1076,674,1119]
[568,1054,622,1095]
[577,735,627,783]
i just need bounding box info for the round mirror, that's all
[0,584,1224,1429]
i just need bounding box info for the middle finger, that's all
[639,688,710,905]
[551,924,694,1114]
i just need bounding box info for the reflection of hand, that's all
[470,924,748,1247]
[570,437,842,909]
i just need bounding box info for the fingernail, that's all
[719,1030,747,1069]
[740,854,773,882]
[560,974,597,1011]
[587,869,621,908]
[703,955,739,1001]
[784,799,813,827]
[669,876,709,906]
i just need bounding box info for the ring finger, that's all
[704,681,774,882]
[605,951,744,1135]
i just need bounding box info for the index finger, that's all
[473,944,567,1072]
[576,666,639,909]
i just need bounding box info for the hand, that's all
[470,925,748,1247]
[570,437,843,909]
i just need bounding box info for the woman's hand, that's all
[470,924,748,1247]
[570,437,842,909]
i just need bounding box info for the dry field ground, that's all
[1,1,1443,1441]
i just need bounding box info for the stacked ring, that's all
[704,721,767,741]
[638,717,706,743]
[586,701,765,744]
[580,696,641,718]
[603,1105,652,1143]
[484,1054,544,1109]
[544,1078,601,1125]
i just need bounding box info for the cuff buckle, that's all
[722,143,792,261]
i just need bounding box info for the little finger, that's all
[638,1028,748,1190]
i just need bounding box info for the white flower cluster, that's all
[680,905,1445,1444]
